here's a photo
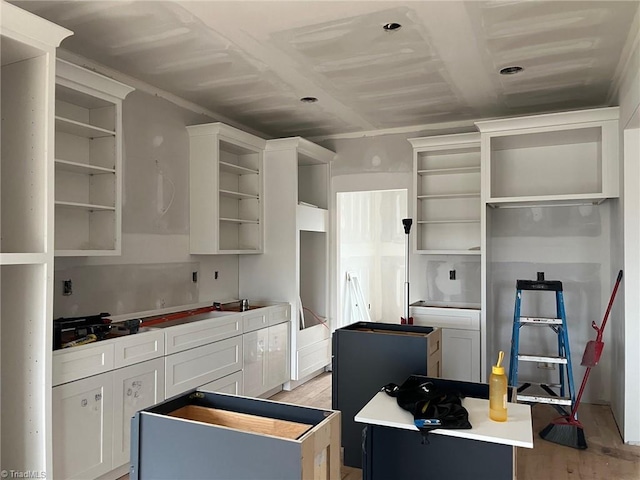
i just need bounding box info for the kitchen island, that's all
[355,376,533,480]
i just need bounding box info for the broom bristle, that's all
[539,422,587,449]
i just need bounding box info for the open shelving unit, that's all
[1,2,72,473]
[188,123,266,254]
[54,59,134,256]
[240,137,334,382]
[409,133,481,255]
[476,107,620,382]
[476,107,619,207]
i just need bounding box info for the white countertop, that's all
[355,391,533,448]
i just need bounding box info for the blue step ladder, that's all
[508,273,576,413]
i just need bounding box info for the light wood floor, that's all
[270,372,640,480]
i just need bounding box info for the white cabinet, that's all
[242,318,290,397]
[1,3,71,473]
[112,358,164,468]
[242,327,269,397]
[164,311,241,354]
[188,122,266,254]
[441,329,481,383]
[54,59,134,256]
[53,371,114,480]
[410,305,481,382]
[408,133,481,254]
[266,321,290,389]
[240,138,334,381]
[475,107,619,205]
[164,335,243,398]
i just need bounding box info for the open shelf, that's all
[55,158,116,175]
[54,59,133,255]
[219,161,259,175]
[55,116,115,138]
[219,189,259,200]
[476,107,619,203]
[189,123,265,254]
[418,166,481,176]
[55,201,116,211]
[409,133,481,255]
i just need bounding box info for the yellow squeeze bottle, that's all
[489,351,508,422]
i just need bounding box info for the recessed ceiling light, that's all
[300,96,318,103]
[499,66,524,75]
[383,22,402,32]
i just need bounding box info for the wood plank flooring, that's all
[270,372,640,480]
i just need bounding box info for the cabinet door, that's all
[267,322,290,390]
[53,372,114,480]
[242,328,268,397]
[112,358,165,468]
[442,329,480,382]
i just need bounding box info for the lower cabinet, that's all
[52,358,165,480]
[441,328,480,382]
[53,372,114,480]
[164,335,243,398]
[243,322,290,397]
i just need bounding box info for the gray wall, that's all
[54,91,240,318]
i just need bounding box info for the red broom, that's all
[539,270,623,449]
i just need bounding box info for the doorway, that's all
[336,189,407,327]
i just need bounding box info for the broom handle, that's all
[594,270,623,342]
[570,365,593,419]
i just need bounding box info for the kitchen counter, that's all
[355,376,532,480]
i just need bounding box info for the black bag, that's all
[383,376,471,442]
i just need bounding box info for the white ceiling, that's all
[13,0,640,139]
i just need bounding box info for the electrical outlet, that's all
[449,270,456,280]
[214,271,219,280]
[192,271,198,283]
[63,280,73,296]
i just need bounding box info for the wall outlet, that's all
[62,279,73,296]
[214,271,219,280]
[192,271,198,283]
[449,270,456,280]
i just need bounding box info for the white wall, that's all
[614,8,640,443]
[54,90,240,318]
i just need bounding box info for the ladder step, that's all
[518,354,567,364]
[519,317,563,325]
[518,381,562,389]
[517,393,572,406]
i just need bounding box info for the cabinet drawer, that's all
[268,304,291,326]
[297,338,331,379]
[114,329,164,369]
[165,336,243,398]
[243,310,268,333]
[165,314,241,354]
[410,306,480,331]
[199,370,243,396]
[53,342,115,386]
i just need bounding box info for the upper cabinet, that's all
[475,107,619,206]
[54,59,134,256]
[408,133,481,255]
[188,122,266,254]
